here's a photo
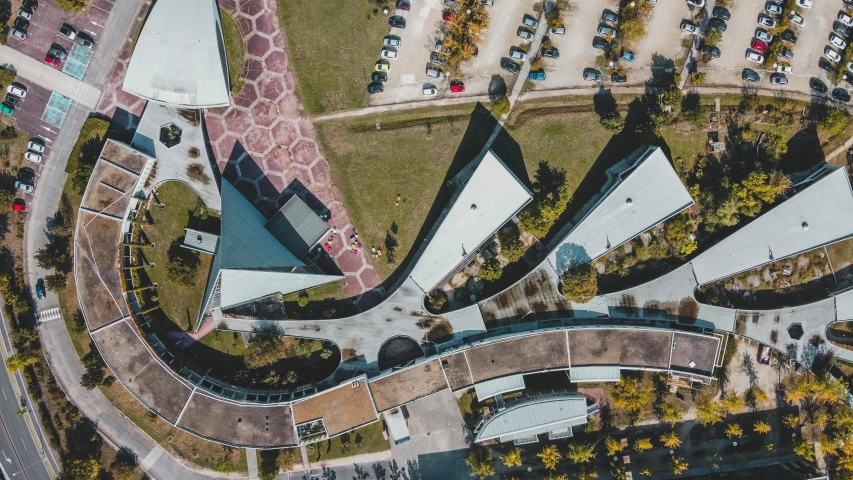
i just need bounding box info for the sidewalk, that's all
[0,45,102,108]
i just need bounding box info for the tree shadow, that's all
[593,87,619,120]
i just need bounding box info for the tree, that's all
[818,106,849,136]
[634,438,653,452]
[720,392,745,413]
[545,474,568,480]
[659,402,684,427]
[695,396,725,426]
[746,385,770,409]
[110,450,137,480]
[497,225,526,263]
[660,431,681,449]
[672,456,688,475]
[787,375,847,406]
[60,458,99,480]
[502,447,522,468]
[5,352,36,372]
[478,257,502,282]
[465,445,494,479]
[45,273,67,292]
[793,440,815,462]
[491,97,511,115]
[560,264,598,303]
[704,28,723,46]
[725,423,743,438]
[166,254,199,287]
[605,436,624,457]
[518,184,571,238]
[610,462,627,480]
[754,420,772,434]
[566,441,595,464]
[244,334,284,369]
[783,413,801,430]
[35,240,69,272]
[538,444,562,470]
[611,377,652,423]
[576,468,598,480]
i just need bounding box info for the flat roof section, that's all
[474,374,526,400]
[75,243,125,330]
[409,151,532,293]
[569,365,621,383]
[480,264,569,322]
[670,332,720,375]
[465,331,569,383]
[548,146,693,276]
[836,288,853,321]
[568,329,672,369]
[475,394,589,442]
[101,140,151,174]
[292,379,378,437]
[691,167,853,285]
[177,392,296,447]
[368,359,448,412]
[93,320,192,422]
[123,0,230,107]
[265,196,330,259]
[440,352,474,391]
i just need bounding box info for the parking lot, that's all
[6,0,111,80]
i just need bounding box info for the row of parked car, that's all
[499,14,559,81]
[584,9,634,83]
[13,137,46,195]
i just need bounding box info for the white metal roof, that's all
[569,365,621,383]
[475,394,590,442]
[836,288,853,322]
[474,374,526,401]
[183,228,219,254]
[383,409,410,445]
[409,151,532,292]
[691,167,853,285]
[123,0,231,108]
[548,146,694,276]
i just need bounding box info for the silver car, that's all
[517,27,534,40]
[755,29,773,42]
[383,36,401,47]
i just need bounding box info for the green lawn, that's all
[277,0,389,114]
[307,422,389,463]
[219,8,246,94]
[144,182,214,331]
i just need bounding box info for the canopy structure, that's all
[123,0,231,108]
[474,393,593,443]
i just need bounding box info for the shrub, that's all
[754,420,772,434]
[466,445,495,479]
[297,291,309,308]
[503,447,522,468]
[0,68,15,87]
[704,29,722,47]
[491,96,511,115]
[45,273,67,292]
[560,264,598,303]
[0,126,16,139]
[497,225,525,262]
[478,257,502,281]
[692,72,706,85]
[567,441,595,464]
[428,289,448,312]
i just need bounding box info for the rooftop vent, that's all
[351,381,360,388]
[802,221,809,231]
[626,198,633,205]
[688,360,696,368]
[471,204,478,210]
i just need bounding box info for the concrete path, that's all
[0,45,102,109]
[246,448,258,479]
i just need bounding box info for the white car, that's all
[766,3,782,15]
[27,139,44,153]
[841,12,853,27]
[755,29,773,42]
[758,16,777,28]
[6,83,26,98]
[380,48,398,59]
[796,0,811,8]
[790,13,805,27]
[680,21,698,34]
[746,51,764,64]
[826,47,842,63]
[383,36,401,47]
[510,49,527,61]
[776,65,792,73]
[422,85,437,96]
[14,181,33,193]
[831,33,848,49]
[24,150,41,163]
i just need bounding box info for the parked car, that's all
[755,29,773,42]
[434,41,447,53]
[450,81,465,92]
[835,23,850,39]
[482,0,494,6]
[703,45,721,58]
[592,37,610,50]
[834,87,851,102]
[742,68,760,82]
[7,83,26,98]
[781,30,797,44]
[367,82,383,94]
[776,65,792,73]
[4,94,20,108]
[746,51,764,64]
[27,138,43,153]
[790,13,804,27]
[0,104,13,116]
[10,27,26,40]
[395,0,410,10]
[528,70,545,81]
[602,10,619,24]
[371,71,387,83]
[389,15,405,28]
[841,12,853,27]
[22,0,37,11]
[811,77,828,94]
[542,47,560,58]
[680,20,698,34]
[583,68,602,81]
[826,47,842,63]
[35,281,45,300]
[770,73,788,85]
[712,6,730,20]
[765,3,782,15]
[48,44,66,59]
[751,39,768,53]
[17,8,32,20]
[621,49,635,62]
[430,52,447,65]
[778,47,793,60]
[510,47,527,61]
[611,72,627,83]
[758,15,777,28]
[374,61,390,72]
[14,180,33,193]
[500,58,521,74]
[831,33,848,49]
[598,25,617,37]
[523,15,539,28]
[423,85,437,96]
[442,11,454,21]
[426,66,444,78]
[24,150,41,163]
[381,47,398,59]
[517,27,534,40]
[757,345,771,365]
[820,58,835,72]
[686,0,705,7]
[59,23,77,40]
[796,0,811,8]
[9,199,25,212]
[549,26,565,35]
[383,36,401,47]
[709,18,727,31]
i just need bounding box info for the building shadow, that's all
[221,141,282,217]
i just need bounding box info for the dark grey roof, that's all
[265,196,329,259]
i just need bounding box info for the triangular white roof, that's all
[123,0,231,108]
[549,146,694,275]
[220,269,343,308]
[408,151,532,292]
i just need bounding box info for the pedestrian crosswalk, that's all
[36,308,61,323]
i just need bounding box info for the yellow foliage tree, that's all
[719,392,745,413]
[660,431,682,449]
[672,456,689,475]
[659,402,684,427]
[793,440,815,463]
[725,423,743,438]
[753,420,772,435]
[567,441,596,464]
[634,438,653,452]
[605,437,623,457]
[537,445,562,470]
[695,396,726,426]
[612,377,653,420]
[783,413,801,430]
[502,447,522,468]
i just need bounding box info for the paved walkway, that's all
[0,45,102,108]
[204,0,381,299]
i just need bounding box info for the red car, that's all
[751,39,768,53]
[450,81,465,93]
[10,199,25,212]
[442,11,453,21]
[44,55,60,68]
